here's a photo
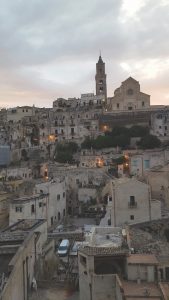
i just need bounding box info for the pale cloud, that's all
[0,0,169,107]
[120,0,147,21]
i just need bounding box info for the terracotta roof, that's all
[79,246,129,256]
[127,254,158,265]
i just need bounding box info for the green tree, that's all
[81,137,94,149]
[129,125,149,137]
[54,142,78,163]
[55,151,73,163]
[112,134,130,148]
[137,134,161,149]
[111,126,129,137]
[93,136,112,149]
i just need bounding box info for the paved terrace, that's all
[122,281,163,299]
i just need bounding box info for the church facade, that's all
[107,77,150,111]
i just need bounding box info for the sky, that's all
[0,0,169,108]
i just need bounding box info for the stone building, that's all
[7,106,35,123]
[1,166,33,181]
[129,149,169,177]
[145,164,169,209]
[0,219,47,300]
[107,77,150,112]
[9,193,49,226]
[9,177,66,227]
[0,192,10,228]
[101,178,161,227]
[35,178,66,226]
[78,226,165,300]
[50,106,101,143]
[151,108,169,138]
[0,146,10,166]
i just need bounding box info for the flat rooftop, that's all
[3,219,45,233]
[11,193,49,204]
[127,254,159,265]
[86,226,124,247]
[122,281,162,299]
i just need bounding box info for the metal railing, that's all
[128,202,137,208]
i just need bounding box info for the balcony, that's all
[128,202,137,208]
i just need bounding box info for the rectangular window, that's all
[57,194,60,200]
[63,192,65,198]
[130,215,134,220]
[144,160,150,169]
[165,126,167,130]
[31,204,35,214]
[130,196,135,206]
[117,103,119,108]
[142,101,145,107]
[15,206,22,212]
[80,255,87,266]
[132,160,137,167]
[39,202,42,207]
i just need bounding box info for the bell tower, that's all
[95,55,107,100]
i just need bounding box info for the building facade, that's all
[101,178,161,227]
[108,77,150,112]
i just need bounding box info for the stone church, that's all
[95,55,150,112]
[108,77,150,111]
